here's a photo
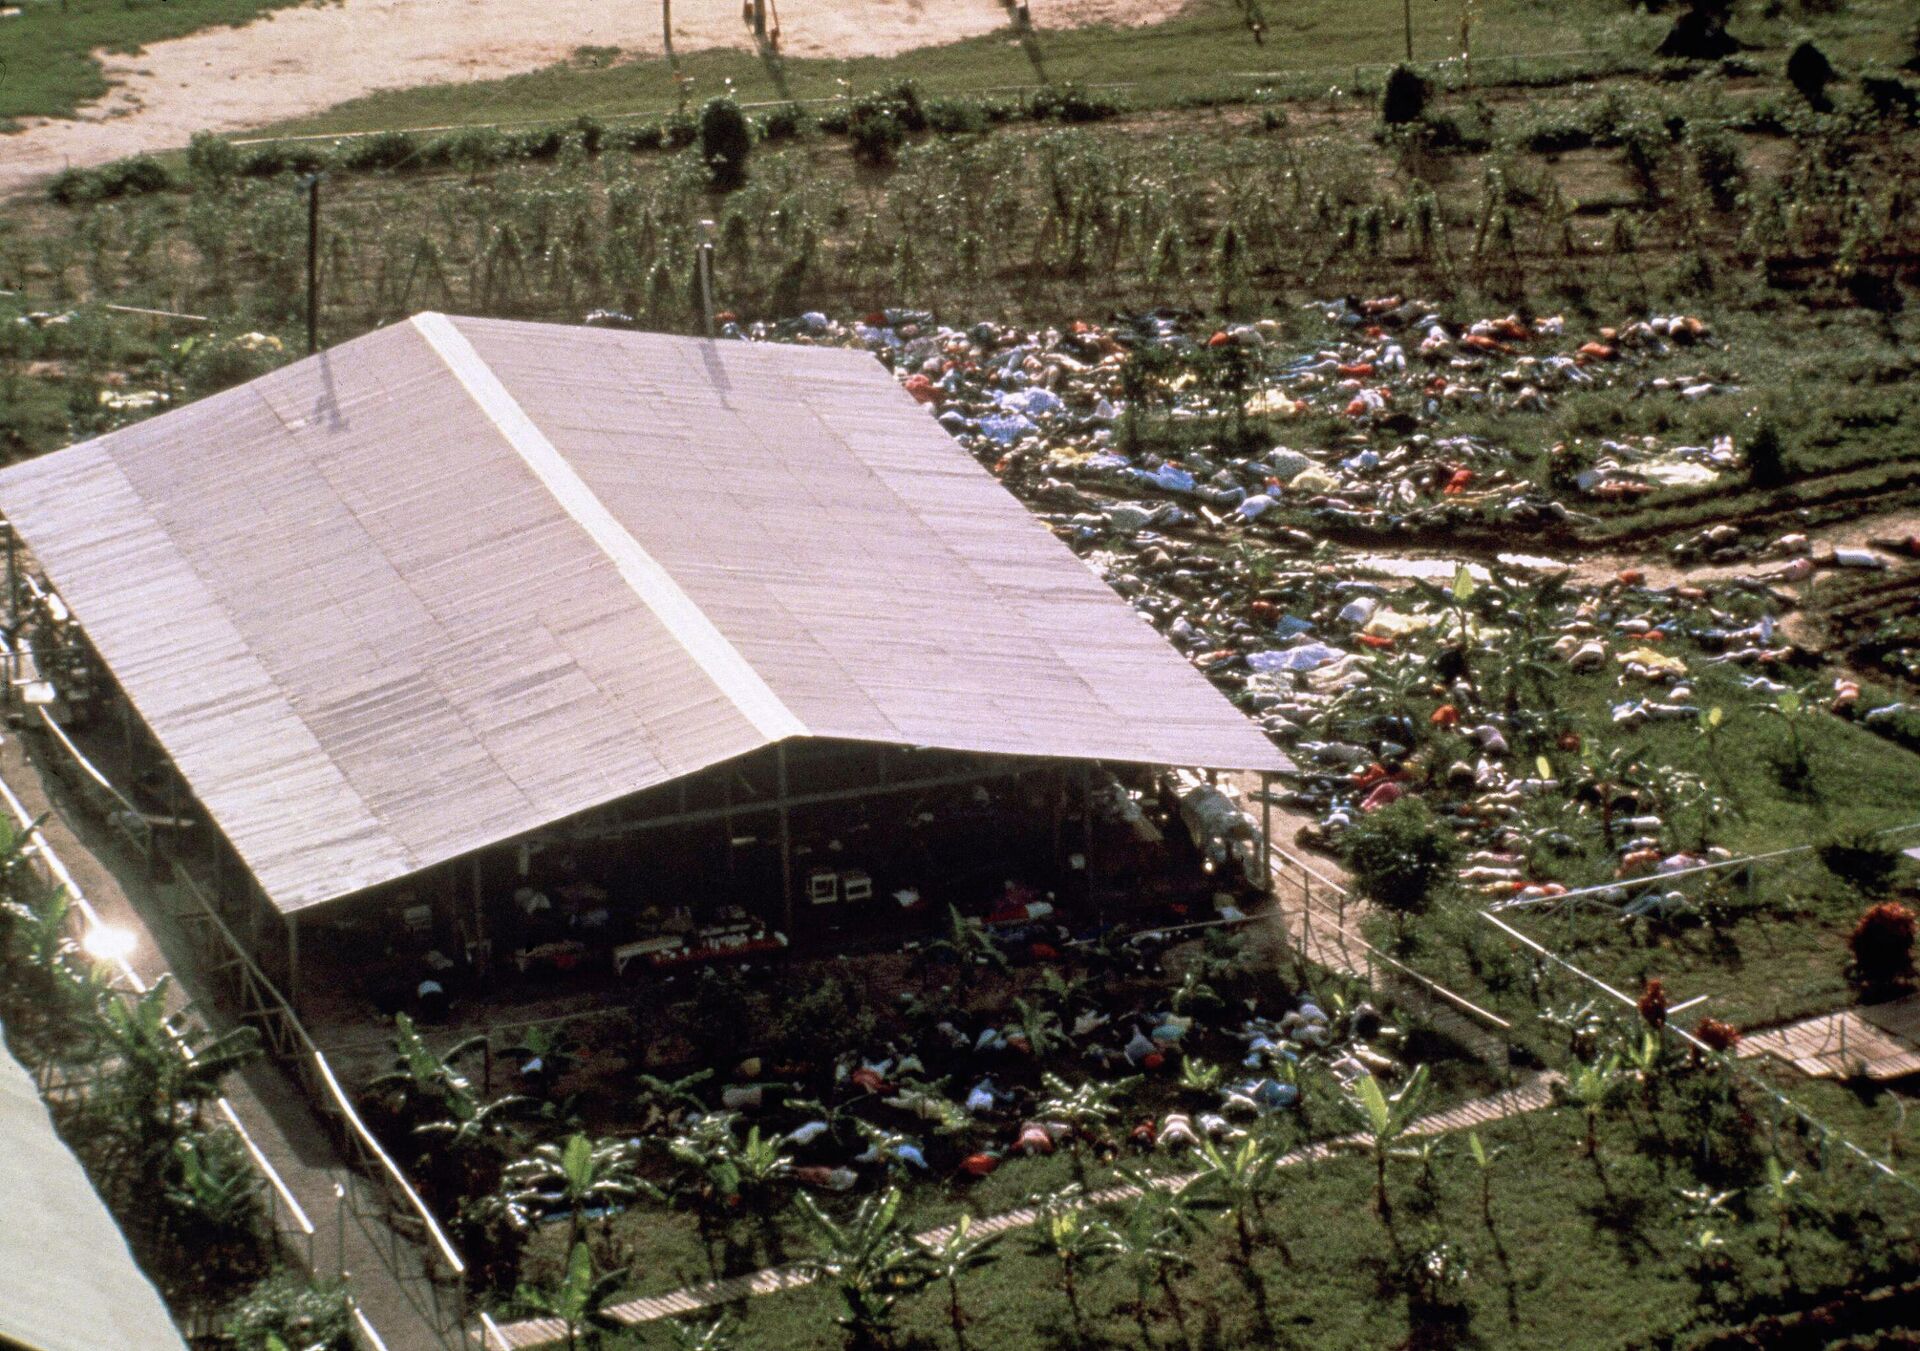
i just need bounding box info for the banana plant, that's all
[501,1133,654,1253]
[1111,1170,1204,1326]
[92,977,261,1186]
[634,1067,714,1129]
[1192,1131,1288,1262]
[1560,1055,1624,1159]
[1340,1063,1431,1220]
[514,1241,628,1351]
[1465,1130,1506,1230]
[913,1214,1005,1351]
[1037,1072,1137,1148]
[1024,1187,1121,1335]
[795,1186,931,1350]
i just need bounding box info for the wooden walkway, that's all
[492,1073,1560,1348]
[1739,994,1920,1081]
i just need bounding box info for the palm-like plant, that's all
[1112,1170,1203,1325]
[1036,1072,1136,1148]
[666,1313,737,1351]
[635,1067,714,1129]
[1756,1155,1803,1253]
[365,1012,488,1131]
[501,1133,653,1253]
[664,1113,793,1257]
[1024,1186,1121,1332]
[1465,1130,1506,1231]
[920,905,1010,984]
[515,1241,627,1351]
[913,1214,1005,1351]
[1340,1064,1430,1220]
[92,976,261,1185]
[1192,1131,1287,1262]
[1560,1055,1624,1160]
[163,1127,266,1293]
[0,883,106,1075]
[795,1186,931,1350]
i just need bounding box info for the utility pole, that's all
[303,173,321,354]
[1403,0,1413,62]
[697,219,716,337]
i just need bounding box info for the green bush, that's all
[238,141,332,178]
[1382,63,1430,126]
[341,129,418,172]
[180,332,290,399]
[848,98,907,166]
[422,125,506,171]
[1689,128,1744,210]
[759,103,813,142]
[925,97,991,135]
[223,1274,353,1351]
[186,131,241,185]
[1027,82,1121,123]
[699,96,753,192]
[98,155,173,198]
[1344,798,1459,930]
[1818,832,1901,897]
[1746,419,1790,488]
[1788,41,1836,112]
[46,167,104,205]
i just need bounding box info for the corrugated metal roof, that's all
[0,315,1290,915]
[0,1029,188,1351]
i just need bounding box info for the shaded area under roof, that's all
[0,1029,188,1351]
[0,314,1289,915]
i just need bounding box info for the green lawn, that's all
[255,0,1666,139]
[1393,640,1920,1034]
[0,0,323,125]
[558,1063,1919,1349]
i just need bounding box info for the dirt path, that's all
[0,0,1181,201]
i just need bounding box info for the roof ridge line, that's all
[409,313,806,745]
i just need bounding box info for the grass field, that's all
[516,1063,1918,1350]
[0,0,316,125]
[250,0,1920,140]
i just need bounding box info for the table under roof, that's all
[0,315,1288,916]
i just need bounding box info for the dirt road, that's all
[0,0,1180,201]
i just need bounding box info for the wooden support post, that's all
[776,742,794,938]
[1080,761,1098,926]
[286,914,301,1014]
[1259,771,1272,894]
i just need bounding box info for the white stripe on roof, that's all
[411,312,806,744]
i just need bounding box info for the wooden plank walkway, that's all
[1739,994,1920,1081]
[492,1073,1561,1349]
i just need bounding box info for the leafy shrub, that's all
[759,102,813,142]
[925,97,990,135]
[1787,41,1836,112]
[1818,831,1901,896]
[570,114,607,155]
[699,96,753,191]
[98,155,173,197]
[1344,798,1458,929]
[848,98,907,166]
[424,126,506,172]
[46,168,104,205]
[238,141,331,177]
[1027,82,1120,123]
[223,1274,353,1351]
[179,331,288,398]
[187,131,241,185]
[1689,128,1744,210]
[1523,120,1595,154]
[1848,901,1916,997]
[1745,419,1790,488]
[1861,74,1920,124]
[663,112,699,149]
[506,126,566,160]
[341,129,418,172]
[879,78,929,132]
[1382,64,1430,126]
[620,122,668,153]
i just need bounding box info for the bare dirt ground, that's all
[0,0,1182,200]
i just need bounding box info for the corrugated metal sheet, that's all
[0,315,1289,915]
[0,1030,189,1351]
